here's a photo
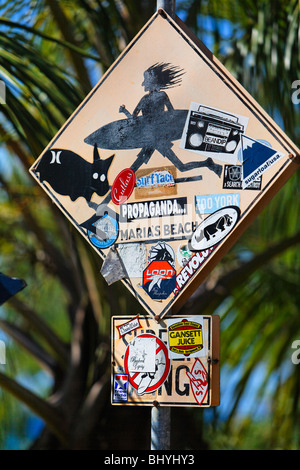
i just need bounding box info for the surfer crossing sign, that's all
[30,9,300,319]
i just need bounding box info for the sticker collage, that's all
[30,51,287,318]
[111,315,220,406]
[29,11,299,406]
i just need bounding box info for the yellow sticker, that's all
[168,319,203,356]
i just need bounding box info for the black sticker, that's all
[34,144,114,202]
[223,164,262,190]
[120,197,187,222]
[182,105,245,155]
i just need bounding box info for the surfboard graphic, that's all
[84,110,188,150]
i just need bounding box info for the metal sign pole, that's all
[151,402,171,450]
[156,0,175,18]
[149,0,176,452]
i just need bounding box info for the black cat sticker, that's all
[189,206,240,251]
[34,144,114,202]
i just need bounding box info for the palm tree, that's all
[0,0,299,449]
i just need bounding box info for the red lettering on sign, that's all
[187,359,208,405]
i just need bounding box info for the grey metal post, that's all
[151,403,171,450]
[156,0,175,18]
[149,0,175,453]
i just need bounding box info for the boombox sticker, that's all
[180,102,249,165]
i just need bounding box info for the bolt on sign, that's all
[111,315,220,407]
[29,9,300,319]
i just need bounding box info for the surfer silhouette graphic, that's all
[84,62,222,176]
[120,62,177,120]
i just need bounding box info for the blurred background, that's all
[0,0,299,450]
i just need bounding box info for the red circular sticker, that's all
[111,168,135,205]
[124,334,171,396]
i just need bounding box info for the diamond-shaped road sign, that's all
[30,9,300,319]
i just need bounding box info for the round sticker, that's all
[124,334,170,396]
[189,205,240,251]
[111,168,135,205]
[87,213,118,248]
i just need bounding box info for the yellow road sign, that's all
[30,9,300,319]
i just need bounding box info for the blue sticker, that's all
[87,213,119,249]
[113,374,129,403]
[0,273,27,306]
[142,260,176,300]
[241,136,284,188]
[195,193,240,215]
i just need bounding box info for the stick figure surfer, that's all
[84,62,222,176]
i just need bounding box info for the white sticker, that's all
[127,335,156,373]
[180,102,249,164]
[117,243,147,277]
[189,206,240,251]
